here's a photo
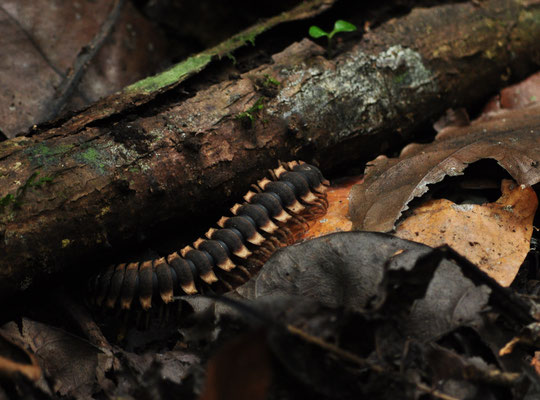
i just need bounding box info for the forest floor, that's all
[1,0,540,399]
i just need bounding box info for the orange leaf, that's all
[395,180,537,286]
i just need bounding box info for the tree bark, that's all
[1,0,539,296]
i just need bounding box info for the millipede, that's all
[88,161,329,313]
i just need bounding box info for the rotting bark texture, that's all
[0,0,539,296]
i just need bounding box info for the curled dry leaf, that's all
[395,179,538,286]
[350,104,540,232]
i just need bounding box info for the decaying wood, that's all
[0,0,539,296]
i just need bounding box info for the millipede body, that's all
[89,161,329,311]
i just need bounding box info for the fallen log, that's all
[0,0,539,296]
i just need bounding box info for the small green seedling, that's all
[235,98,265,128]
[263,74,280,88]
[309,20,357,54]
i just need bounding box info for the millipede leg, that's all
[268,236,283,249]
[248,258,265,268]
[311,196,328,210]
[259,240,278,256]
[236,264,252,279]
[268,168,279,181]
[255,245,273,259]
[273,227,292,245]
[274,226,297,245]
[315,196,329,213]
[288,214,309,233]
[248,251,269,268]
[304,202,328,220]
[218,277,235,291]
[320,195,329,208]
[303,207,323,221]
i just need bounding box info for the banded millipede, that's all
[89,161,329,311]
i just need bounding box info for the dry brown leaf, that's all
[483,70,540,113]
[395,180,537,286]
[350,104,540,232]
[18,318,114,398]
[299,176,363,241]
[0,329,41,382]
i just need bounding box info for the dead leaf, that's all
[0,0,166,137]
[299,175,362,241]
[17,318,114,398]
[350,104,540,232]
[110,349,199,398]
[0,330,41,382]
[395,179,538,286]
[237,232,491,341]
[483,70,540,114]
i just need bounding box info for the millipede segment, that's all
[89,161,329,311]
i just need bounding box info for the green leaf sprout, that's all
[308,26,328,39]
[235,97,265,128]
[308,20,357,55]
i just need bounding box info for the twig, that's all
[286,324,381,371]
[287,324,462,400]
[416,383,461,400]
[46,0,125,120]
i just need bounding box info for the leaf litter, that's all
[350,99,540,291]
[230,232,537,399]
